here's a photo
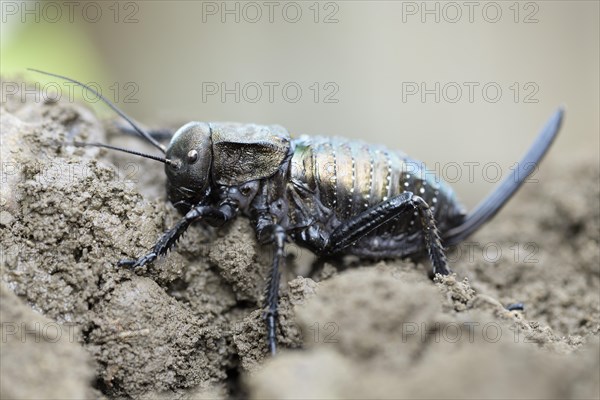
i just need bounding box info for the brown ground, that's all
[1,79,598,399]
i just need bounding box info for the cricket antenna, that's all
[69,141,177,167]
[27,68,167,154]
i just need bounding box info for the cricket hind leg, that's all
[322,192,450,276]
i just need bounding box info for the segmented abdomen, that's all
[290,135,465,232]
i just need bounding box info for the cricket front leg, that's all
[119,204,235,269]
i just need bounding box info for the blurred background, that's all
[2,0,598,207]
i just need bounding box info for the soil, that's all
[1,78,598,399]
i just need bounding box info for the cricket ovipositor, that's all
[29,69,564,355]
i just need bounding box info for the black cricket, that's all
[29,70,564,355]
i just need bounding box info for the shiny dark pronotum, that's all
[29,69,564,355]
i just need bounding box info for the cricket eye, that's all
[187,149,199,164]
